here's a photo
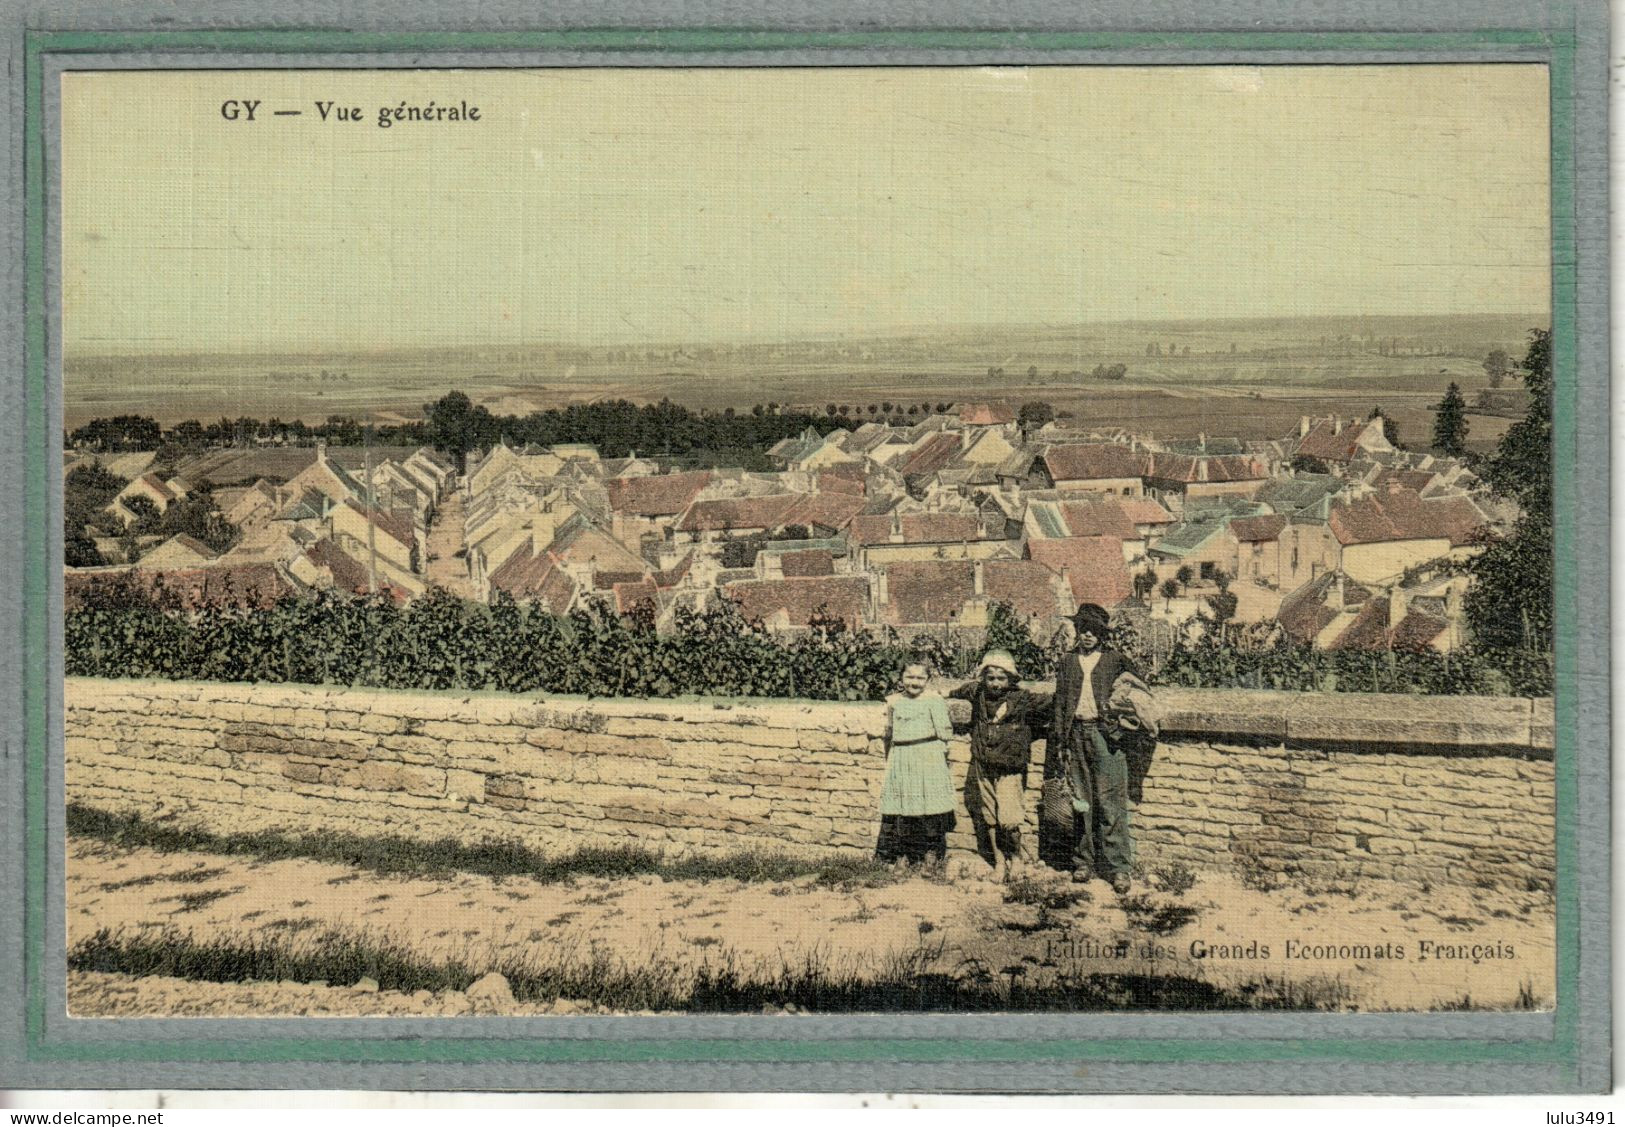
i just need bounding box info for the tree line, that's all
[68,396,867,475]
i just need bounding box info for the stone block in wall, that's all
[445,768,486,804]
[358,761,447,798]
[282,761,323,784]
[1530,698,1554,750]
[1157,688,1290,741]
[1284,693,1531,749]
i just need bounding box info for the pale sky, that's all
[61,65,1551,353]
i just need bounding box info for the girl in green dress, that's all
[874,661,957,866]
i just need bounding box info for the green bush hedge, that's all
[63,575,1552,699]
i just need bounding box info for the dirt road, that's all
[67,837,1555,1016]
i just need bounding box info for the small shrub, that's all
[1149,862,1197,897]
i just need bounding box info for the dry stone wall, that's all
[64,678,1554,890]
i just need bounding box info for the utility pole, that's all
[364,418,377,597]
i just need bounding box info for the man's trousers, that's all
[1065,719,1132,879]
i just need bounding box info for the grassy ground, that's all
[66,809,1556,1017]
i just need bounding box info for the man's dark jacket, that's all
[1049,647,1137,750]
[949,683,1051,774]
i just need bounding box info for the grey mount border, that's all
[0,0,1610,1096]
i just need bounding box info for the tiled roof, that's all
[606,470,713,517]
[1059,499,1140,540]
[724,575,870,628]
[897,433,964,479]
[1256,475,1344,516]
[677,493,803,533]
[1026,536,1132,607]
[959,402,1016,426]
[306,538,372,595]
[786,491,866,533]
[488,545,577,614]
[982,558,1070,619]
[1275,572,1343,644]
[1295,418,1369,463]
[1042,443,1145,482]
[1326,597,1392,651]
[1389,609,1449,652]
[651,551,695,589]
[847,512,985,546]
[1328,490,1488,548]
[613,578,659,615]
[778,549,836,578]
[1149,517,1230,557]
[815,464,867,494]
[1161,437,1247,456]
[880,560,976,625]
[158,533,216,560]
[1229,514,1289,543]
[1143,452,1266,484]
[339,499,416,551]
[1117,497,1176,526]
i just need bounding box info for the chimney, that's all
[877,569,890,605]
[1334,573,1346,610]
[316,441,328,466]
[889,510,903,542]
[973,559,985,596]
[1333,418,1343,436]
[1299,416,1311,438]
[1198,432,1206,452]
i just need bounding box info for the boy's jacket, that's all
[949,683,1050,773]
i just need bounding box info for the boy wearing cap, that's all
[950,651,1051,882]
[1050,603,1142,893]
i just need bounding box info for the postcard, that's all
[4,11,1610,1097]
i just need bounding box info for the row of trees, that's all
[68,396,865,477]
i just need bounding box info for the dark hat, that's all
[1072,603,1111,637]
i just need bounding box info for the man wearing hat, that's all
[1049,603,1140,893]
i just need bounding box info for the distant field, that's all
[64,313,1544,446]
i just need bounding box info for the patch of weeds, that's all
[834,896,876,924]
[98,866,230,893]
[1234,856,1282,893]
[1002,875,1087,911]
[1436,915,1484,929]
[165,888,234,915]
[369,894,392,903]
[543,913,578,928]
[690,936,721,949]
[1148,862,1197,897]
[291,900,310,908]
[263,918,318,932]
[68,925,1359,1014]
[69,804,905,891]
[326,875,358,887]
[1119,894,1198,937]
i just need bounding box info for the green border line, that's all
[24,27,1582,1071]
[1546,30,1580,1088]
